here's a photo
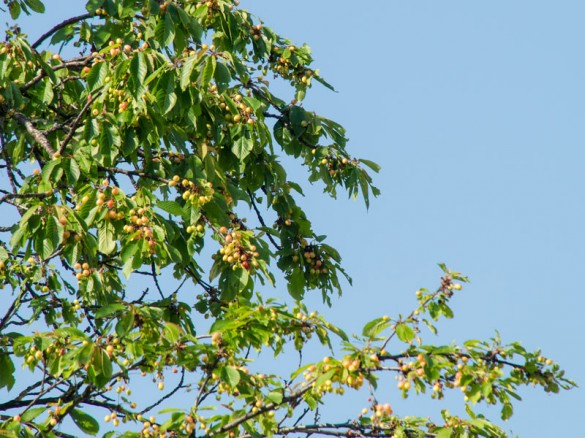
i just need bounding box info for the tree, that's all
[0,0,575,436]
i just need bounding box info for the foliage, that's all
[0,1,574,437]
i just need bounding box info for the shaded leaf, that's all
[200,55,216,88]
[70,408,99,436]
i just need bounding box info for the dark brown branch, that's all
[0,135,20,194]
[21,56,92,92]
[10,111,56,156]
[98,166,168,184]
[267,422,434,438]
[32,14,93,49]
[206,383,314,437]
[0,288,26,332]
[0,190,54,204]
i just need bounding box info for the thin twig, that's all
[139,369,186,415]
[247,189,281,250]
[151,262,165,300]
[59,89,102,154]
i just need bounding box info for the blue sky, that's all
[251,1,585,435]
[10,1,585,436]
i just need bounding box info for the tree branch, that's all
[32,14,93,49]
[20,56,92,92]
[98,166,168,184]
[10,111,56,156]
[206,382,314,437]
[0,190,54,204]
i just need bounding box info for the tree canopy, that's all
[0,1,575,437]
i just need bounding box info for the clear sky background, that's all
[8,1,585,436]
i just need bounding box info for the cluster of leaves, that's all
[0,0,574,437]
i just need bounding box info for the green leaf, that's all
[362,317,390,339]
[0,246,8,261]
[221,268,249,300]
[103,124,121,150]
[121,241,139,264]
[70,408,99,436]
[65,158,81,183]
[163,322,182,343]
[91,348,113,387]
[95,303,125,318]
[45,215,62,252]
[313,74,337,92]
[232,135,253,160]
[24,0,45,13]
[130,52,147,84]
[359,158,381,173]
[180,55,197,90]
[8,1,21,19]
[266,390,283,404]
[98,221,116,255]
[156,73,177,114]
[0,354,15,390]
[200,55,216,88]
[222,365,240,388]
[322,320,349,341]
[87,61,107,92]
[435,428,453,438]
[214,62,231,87]
[501,402,513,420]
[116,312,135,338]
[287,268,304,300]
[396,324,415,343]
[86,0,105,13]
[155,12,175,47]
[20,406,46,423]
[40,79,54,104]
[42,158,61,183]
[156,200,185,217]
